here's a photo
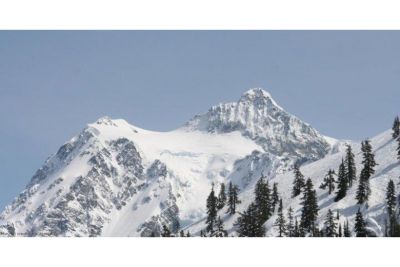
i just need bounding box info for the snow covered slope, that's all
[0,88,397,237]
[185,129,399,237]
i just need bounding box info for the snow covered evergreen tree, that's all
[335,159,348,202]
[354,209,367,237]
[323,209,337,237]
[300,178,319,235]
[386,179,396,218]
[205,185,218,234]
[274,199,286,237]
[356,140,377,205]
[214,216,228,237]
[344,144,357,187]
[320,169,336,194]
[235,202,265,237]
[292,164,305,198]
[217,183,227,210]
[227,182,241,215]
[392,116,400,139]
[254,177,272,223]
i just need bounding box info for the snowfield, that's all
[0,88,398,237]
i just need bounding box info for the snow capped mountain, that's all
[0,88,398,237]
[184,88,330,163]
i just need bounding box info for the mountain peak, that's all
[241,88,272,99]
[238,88,282,110]
[183,87,330,162]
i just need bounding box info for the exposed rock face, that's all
[185,88,330,163]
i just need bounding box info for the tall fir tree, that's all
[205,185,218,234]
[235,202,265,237]
[338,223,343,237]
[300,178,319,235]
[274,199,287,237]
[344,144,357,187]
[254,177,272,223]
[271,182,280,211]
[186,231,191,237]
[386,179,397,236]
[343,220,351,237]
[354,208,367,237]
[217,183,227,210]
[286,207,295,237]
[227,182,241,215]
[323,209,337,237]
[334,159,348,202]
[292,164,305,198]
[392,116,400,139]
[356,140,377,205]
[320,169,336,194]
[386,179,396,218]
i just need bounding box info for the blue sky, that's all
[0,31,399,209]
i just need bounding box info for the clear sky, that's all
[0,31,400,209]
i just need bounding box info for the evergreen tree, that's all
[292,164,305,198]
[235,202,265,237]
[343,220,351,237]
[323,209,337,237]
[286,207,295,237]
[386,179,397,236]
[186,231,191,237]
[217,183,227,210]
[214,216,227,237]
[338,223,342,237]
[354,208,367,237]
[293,218,304,237]
[336,209,340,220]
[205,185,218,234]
[300,178,319,234]
[386,179,396,218]
[392,116,400,139]
[227,182,241,215]
[179,230,185,237]
[356,140,377,205]
[320,169,336,194]
[254,177,272,223]
[271,182,280,211]
[161,224,171,237]
[344,144,357,187]
[397,134,400,161]
[274,199,287,237]
[334,159,348,202]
